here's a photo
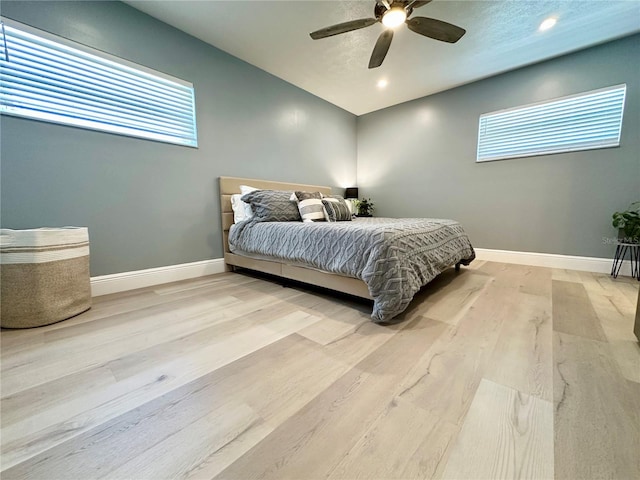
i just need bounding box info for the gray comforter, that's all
[229,217,475,323]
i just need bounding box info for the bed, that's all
[219,176,475,322]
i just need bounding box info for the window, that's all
[477,84,626,162]
[0,19,197,147]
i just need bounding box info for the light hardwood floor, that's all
[1,262,638,479]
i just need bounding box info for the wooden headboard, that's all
[218,177,333,254]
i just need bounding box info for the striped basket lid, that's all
[0,227,89,265]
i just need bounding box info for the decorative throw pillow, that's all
[290,191,326,222]
[323,194,354,215]
[322,198,352,222]
[241,189,302,222]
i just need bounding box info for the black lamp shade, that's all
[345,187,359,199]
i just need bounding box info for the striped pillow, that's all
[291,191,326,222]
[322,198,352,222]
[323,194,354,216]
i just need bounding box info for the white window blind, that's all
[477,84,626,162]
[0,19,197,147]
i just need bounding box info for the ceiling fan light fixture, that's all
[382,7,407,28]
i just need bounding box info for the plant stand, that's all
[611,242,640,280]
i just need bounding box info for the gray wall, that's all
[0,1,357,275]
[2,1,637,276]
[357,34,640,259]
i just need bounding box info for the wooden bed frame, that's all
[219,176,373,300]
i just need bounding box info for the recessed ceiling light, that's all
[377,79,388,89]
[539,17,557,32]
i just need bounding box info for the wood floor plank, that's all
[581,274,640,382]
[440,379,553,480]
[150,273,257,295]
[551,268,583,283]
[106,298,305,381]
[295,305,369,346]
[1,282,313,398]
[586,289,640,383]
[319,278,522,480]
[479,262,550,297]
[411,270,493,325]
[466,259,487,270]
[626,379,640,414]
[3,290,392,474]
[2,300,309,430]
[0,365,117,427]
[215,316,449,480]
[0,335,298,479]
[1,332,350,480]
[0,331,44,356]
[2,290,324,423]
[104,402,267,480]
[1,296,238,396]
[0,310,321,469]
[337,287,517,479]
[579,271,638,318]
[551,280,607,341]
[326,394,458,480]
[588,290,637,342]
[578,271,624,297]
[612,276,640,305]
[0,274,254,357]
[484,292,553,401]
[314,316,404,367]
[553,331,640,479]
[607,339,640,384]
[241,326,404,430]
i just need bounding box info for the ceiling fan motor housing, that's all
[375,0,415,20]
[374,2,387,19]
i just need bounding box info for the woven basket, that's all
[1,227,92,329]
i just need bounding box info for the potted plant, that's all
[355,198,375,217]
[612,201,640,244]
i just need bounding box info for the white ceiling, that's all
[126,0,640,115]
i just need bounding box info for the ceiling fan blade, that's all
[406,16,466,43]
[407,1,433,10]
[310,18,377,40]
[368,29,394,69]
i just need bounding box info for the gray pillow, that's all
[241,189,301,222]
[322,198,352,222]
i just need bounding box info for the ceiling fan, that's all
[309,0,466,69]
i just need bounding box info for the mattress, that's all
[229,217,475,322]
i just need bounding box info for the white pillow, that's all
[229,185,258,223]
[240,185,258,195]
[231,194,249,223]
[345,199,354,215]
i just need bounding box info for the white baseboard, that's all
[474,248,634,277]
[91,258,226,297]
[90,249,635,298]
